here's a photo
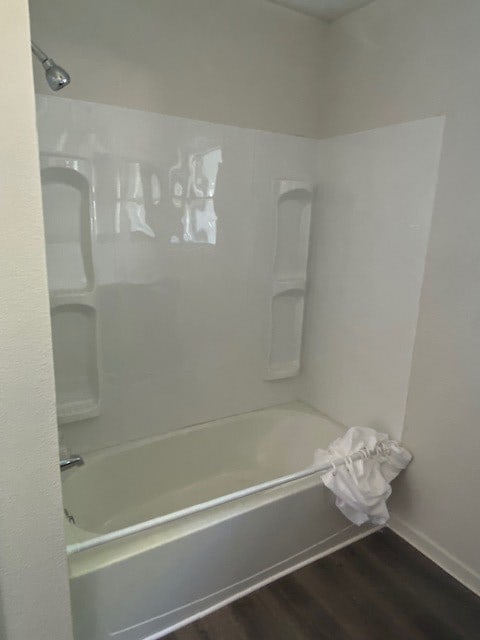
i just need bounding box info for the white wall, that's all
[324,0,480,590]
[0,2,73,639]
[302,117,444,441]
[36,95,317,455]
[29,0,326,138]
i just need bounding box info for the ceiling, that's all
[268,0,375,21]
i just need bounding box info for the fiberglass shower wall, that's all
[36,94,318,454]
[301,117,445,442]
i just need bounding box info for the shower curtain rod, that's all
[67,441,397,556]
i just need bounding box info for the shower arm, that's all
[31,41,48,62]
[31,41,51,66]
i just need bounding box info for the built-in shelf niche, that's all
[265,179,313,381]
[41,154,101,424]
[274,183,312,280]
[42,164,94,292]
[51,304,100,423]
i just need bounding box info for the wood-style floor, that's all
[167,529,480,640]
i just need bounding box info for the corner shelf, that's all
[265,180,313,381]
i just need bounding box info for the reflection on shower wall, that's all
[36,95,317,454]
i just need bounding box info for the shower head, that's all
[43,59,71,91]
[31,41,70,91]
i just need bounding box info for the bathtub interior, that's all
[65,402,368,640]
[62,402,346,547]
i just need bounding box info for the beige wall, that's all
[0,2,73,639]
[325,0,480,588]
[29,0,326,138]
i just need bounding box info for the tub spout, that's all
[60,455,84,471]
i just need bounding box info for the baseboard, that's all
[389,516,480,597]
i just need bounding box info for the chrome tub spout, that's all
[60,455,84,471]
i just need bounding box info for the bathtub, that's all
[65,403,375,640]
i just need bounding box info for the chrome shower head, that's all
[43,58,71,91]
[31,41,70,91]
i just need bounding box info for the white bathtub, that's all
[65,403,375,640]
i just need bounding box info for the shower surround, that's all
[37,95,443,454]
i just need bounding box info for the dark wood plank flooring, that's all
[167,529,480,640]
